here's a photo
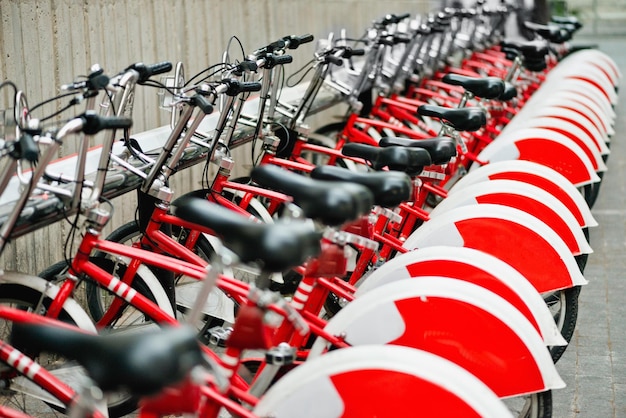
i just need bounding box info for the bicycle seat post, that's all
[141,91,213,195]
[504,54,524,83]
[85,65,142,211]
[66,65,113,213]
[186,261,221,329]
[68,377,106,418]
[288,48,334,131]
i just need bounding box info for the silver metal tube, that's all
[87,70,140,208]
[160,106,209,181]
[141,103,194,193]
[289,64,327,129]
[253,66,273,140]
[0,118,83,250]
[69,95,97,211]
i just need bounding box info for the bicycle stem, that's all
[0,120,79,252]
[86,69,141,209]
[141,102,196,194]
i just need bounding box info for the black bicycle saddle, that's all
[418,104,487,132]
[11,323,203,396]
[171,195,322,271]
[441,74,505,99]
[250,164,374,226]
[310,165,412,208]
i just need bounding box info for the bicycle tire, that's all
[305,122,362,169]
[97,220,235,336]
[39,256,175,417]
[39,256,174,326]
[311,121,346,140]
[579,183,601,209]
[177,233,232,332]
[503,390,552,418]
[90,220,173,322]
[208,185,291,290]
[546,286,581,363]
[0,278,95,416]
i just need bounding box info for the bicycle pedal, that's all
[265,343,296,366]
[206,326,233,348]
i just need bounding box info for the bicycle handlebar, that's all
[326,55,344,66]
[233,60,259,75]
[379,36,396,46]
[190,94,214,115]
[81,111,133,135]
[16,133,39,162]
[378,13,411,26]
[223,80,262,96]
[345,47,365,57]
[126,61,173,83]
[393,34,411,44]
[283,33,314,49]
[317,46,365,67]
[253,33,314,57]
[61,65,110,92]
[252,39,287,57]
[260,54,294,69]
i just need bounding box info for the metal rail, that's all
[0,82,343,239]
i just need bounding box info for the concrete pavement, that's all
[552,35,626,418]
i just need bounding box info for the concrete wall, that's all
[556,0,626,35]
[0,0,431,275]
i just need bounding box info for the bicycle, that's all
[0,79,137,415]
[9,297,515,418]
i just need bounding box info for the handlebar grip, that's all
[87,73,111,91]
[297,33,314,43]
[252,39,287,58]
[348,48,365,57]
[18,133,39,162]
[191,94,214,115]
[396,12,411,21]
[264,54,294,69]
[239,60,258,72]
[286,33,314,49]
[393,34,411,44]
[225,80,262,96]
[148,61,173,74]
[130,62,173,83]
[270,39,287,51]
[143,61,173,81]
[273,55,293,65]
[381,13,411,25]
[238,81,262,93]
[81,112,133,135]
[430,24,447,33]
[325,55,344,66]
[255,39,286,55]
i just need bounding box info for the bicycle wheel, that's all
[0,279,94,416]
[306,122,361,170]
[310,121,345,146]
[93,220,237,337]
[168,229,235,337]
[579,182,602,209]
[38,258,173,417]
[39,256,173,333]
[545,286,581,363]
[503,390,552,418]
[255,345,514,417]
